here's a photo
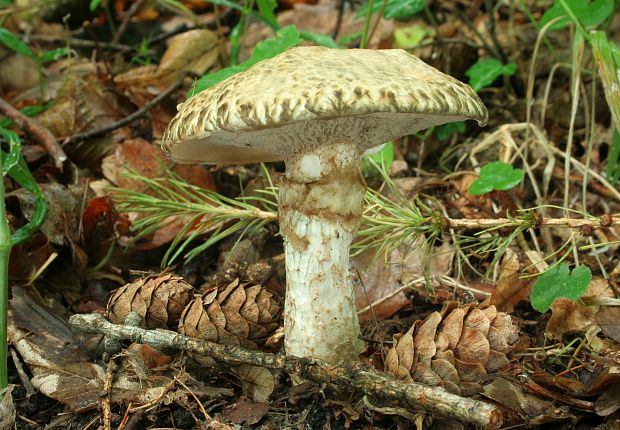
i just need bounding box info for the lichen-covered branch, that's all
[69,313,504,429]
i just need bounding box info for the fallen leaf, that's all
[596,384,620,416]
[489,250,534,313]
[0,386,15,429]
[546,278,612,340]
[223,396,269,425]
[9,286,171,412]
[8,182,88,274]
[102,138,217,249]
[483,377,574,425]
[233,365,275,402]
[596,305,620,344]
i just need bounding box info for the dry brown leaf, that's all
[102,137,217,249]
[0,386,15,429]
[546,278,612,340]
[233,365,275,402]
[0,47,38,92]
[35,75,125,164]
[115,29,219,89]
[483,377,575,425]
[353,237,453,321]
[223,396,269,425]
[596,306,620,344]
[8,182,88,277]
[113,29,219,137]
[9,286,144,411]
[490,250,534,313]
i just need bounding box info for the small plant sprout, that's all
[162,46,487,364]
[530,263,592,313]
[468,161,524,196]
[465,58,517,92]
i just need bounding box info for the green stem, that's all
[103,5,117,36]
[360,0,375,48]
[0,174,11,393]
[37,58,44,103]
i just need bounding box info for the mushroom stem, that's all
[279,142,365,363]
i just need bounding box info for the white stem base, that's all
[279,143,365,363]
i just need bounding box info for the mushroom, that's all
[162,46,488,364]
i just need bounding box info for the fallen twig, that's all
[445,215,620,230]
[0,97,67,168]
[69,313,504,429]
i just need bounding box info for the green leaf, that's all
[539,0,614,31]
[362,142,394,175]
[338,32,361,45]
[465,58,516,92]
[89,0,102,11]
[0,128,21,174]
[393,24,432,49]
[38,47,69,63]
[256,0,279,30]
[468,161,524,195]
[530,264,592,313]
[358,0,425,20]
[251,25,301,61]
[436,121,465,141]
[299,31,339,48]
[193,25,301,94]
[0,28,33,57]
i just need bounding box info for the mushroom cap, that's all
[162,46,488,164]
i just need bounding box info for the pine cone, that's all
[386,302,519,396]
[178,279,282,349]
[107,274,193,329]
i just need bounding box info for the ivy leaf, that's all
[0,27,33,57]
[465,58,516,92]
[468,161,524,195]
[193,25,301,94]
[358,0,424,20]
[540,0,614,31]
[530,264,592,313]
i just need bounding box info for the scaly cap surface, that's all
[162,46,488,164]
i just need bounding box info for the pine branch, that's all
[109,167,619,266]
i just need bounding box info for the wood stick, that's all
[69,313,504,429]
[0,97,67,168]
